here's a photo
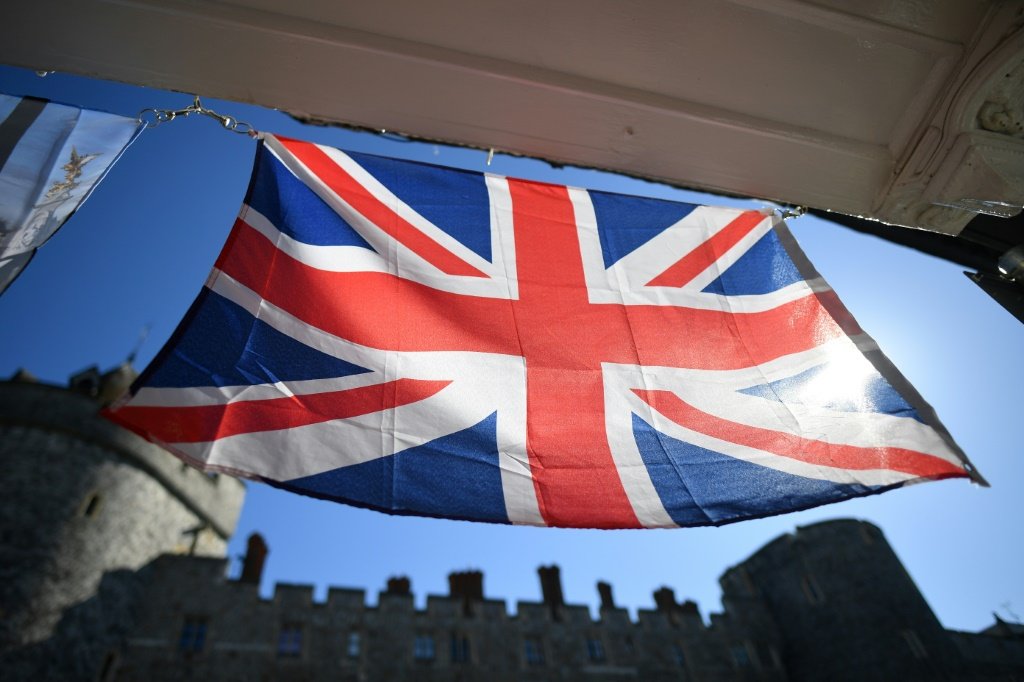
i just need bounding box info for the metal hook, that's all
[136,96,258,137]
[777,206,807,220]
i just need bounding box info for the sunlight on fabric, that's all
[798,346,877,412]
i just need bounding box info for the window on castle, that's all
[346,631,361,658]
[860,524,876,545]
[414,635,436,661]
[623,635,636,656]
[98,651,119,681]
[902,630,928,659]
[586,637,606,663]
[524,637,545,665]
[673,643,687,667]
[81,492,102,518]
[277,624,303,658]
[450,633,471,663]
[178,616,207,653]
[731,643,752,668]
[801,574,824,605]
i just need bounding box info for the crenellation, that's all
[561,604,594,626]
[515,601,553,621]
[424,595,460,618]
[636,607,677,631]
[476,599,508,620]
[597,606,631,628]
[325,587,366,611]
[274,582,316,608]
[377,590,415,613]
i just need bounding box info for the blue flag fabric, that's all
[0,94,139,294]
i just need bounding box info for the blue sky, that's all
[1,64,1021,631]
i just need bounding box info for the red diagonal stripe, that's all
[633,389,966,479]
[624,292,846,369]
[647,210,766,287]
[276,137,488,278]
[218,220,521,355]
[107,379,450,444]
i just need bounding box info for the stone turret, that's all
[0,368,246,680]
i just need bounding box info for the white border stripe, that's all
[242,206,389,274]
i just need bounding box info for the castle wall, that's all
[111,554,790,682]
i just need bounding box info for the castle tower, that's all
[720,519,964,681]
[0,367,245,680]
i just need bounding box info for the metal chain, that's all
[137,96,257,137]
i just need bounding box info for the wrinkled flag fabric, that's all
[104,134,982,528]
[0,94,140,294]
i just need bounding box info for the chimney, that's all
[238,533,268,585]
[386,576,411,595]
[537,565,564,618]
[449,570,484,616]
[654,586,679,624]
[597,581,615,610]
[448,571,484,601]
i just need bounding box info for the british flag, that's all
[104,134,981,529]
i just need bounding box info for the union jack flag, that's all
[104,134,981,528]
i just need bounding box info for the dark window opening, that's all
[97,651,118,681]
[732,643,751,668]
[346,631,361,658]
[802,574,825,605]
[624,635,635,656]
[860,524,876,545]
[524,637,545,665]
[586,637,606,663]
[450,633,471,663]
[82,493,102,518]
[178,616,207,653]
[414,635,436,661]
[902,630,928,659]
[673,643,687,667]
[278,624,303,658]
